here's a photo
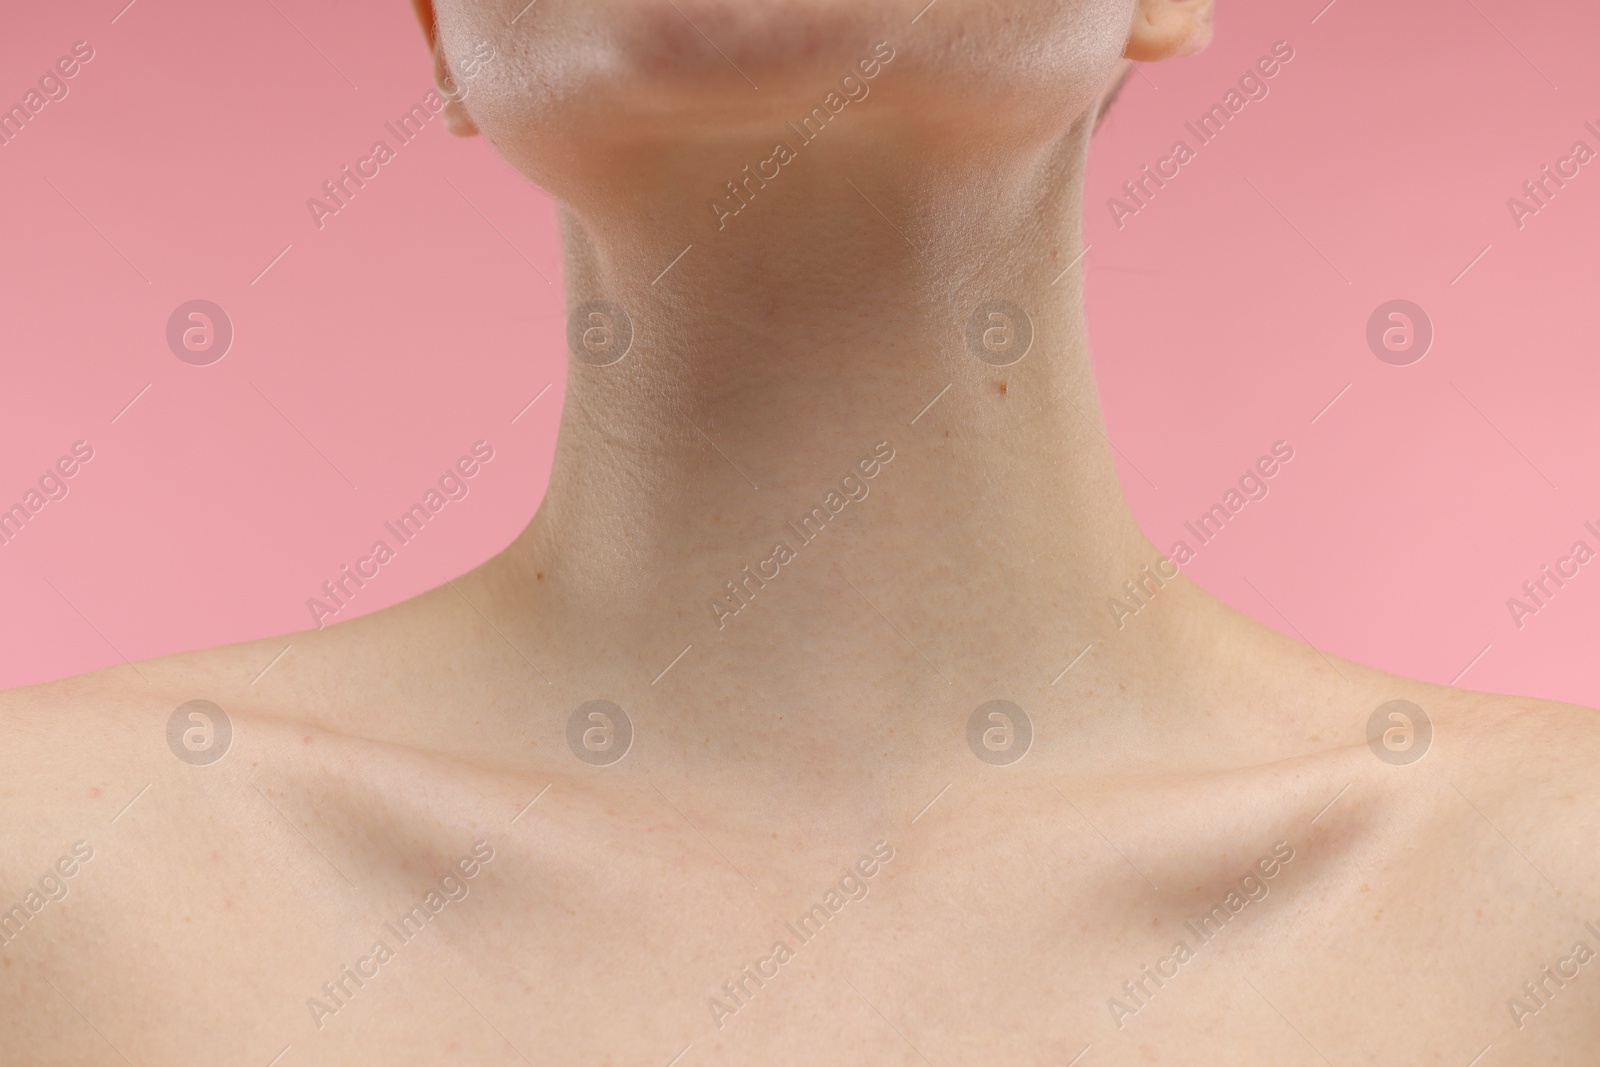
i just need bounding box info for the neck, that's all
[492,101,1186,713]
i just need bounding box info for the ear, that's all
[1124,0,1214,62]
[411,0,480,137]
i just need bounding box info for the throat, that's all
[485,117,1176,718]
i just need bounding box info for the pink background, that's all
[2,0,1596,705]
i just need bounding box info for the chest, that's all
[19,752,1592,1066]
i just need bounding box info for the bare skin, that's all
[3,0,1598,1063]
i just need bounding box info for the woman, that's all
[3,0,1596,1062]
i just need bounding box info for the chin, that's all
[438,0,892,111]
[433,0,1130,194]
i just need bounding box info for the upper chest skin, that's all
[5,706,1596,1067]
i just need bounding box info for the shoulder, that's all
[1395,682,1600,893]
[1431,683,1600,788]
[0,621,312,768]
[0,666,174,816]
[0,581,567,839]
[0,651,266,921]
[0,626,347,906]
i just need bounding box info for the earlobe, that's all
[416,0,480,137]
[433,48,481,137]
[439,98,480,138]
[1124,0,1215,63]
